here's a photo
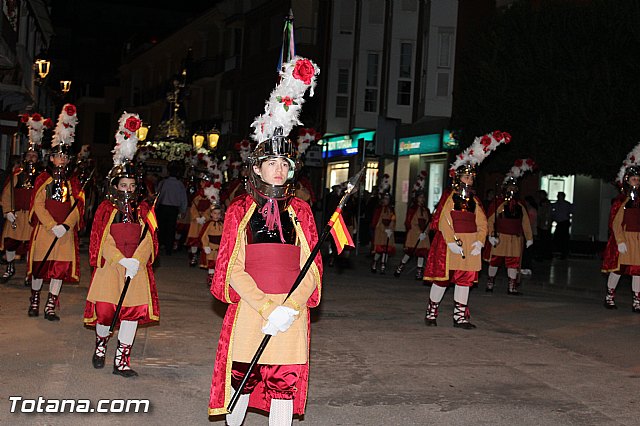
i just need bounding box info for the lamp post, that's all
[60,80,71,95]
[35,59,50,80]
[206,127,220,150]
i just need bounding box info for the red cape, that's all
[208,194,322,416]
[84,200,160,325]
[601,195,627,272]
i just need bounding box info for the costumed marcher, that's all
[370,174,396,274]
[83,112,159,376]
[602,142,640,312]
[221,140,252,207]
[209,56,322,426]
[0,113,50,283]
[423,131,511,328]
[394,170,431,280]
[484,159,535,295]
[293,128,319,206]
[186,170,213,266]
[199,179,224,285]
[27,104,84,320]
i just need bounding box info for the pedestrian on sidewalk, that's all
[484,159,534,295]
[551,191,573,259]
[536,190,552,260]
[155,163,187,256]
[424,131,510,329]
[208,56,322,425]
[27,104,84,321]
[83,113,159,377]
[602,150,640,312]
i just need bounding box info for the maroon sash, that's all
[45,199,71,223]
[497,217,523,235]
[418,218,427,230]
[14,188,32,211]
[245,243,300,294]
[451,211,476,233]
[208,235,222,245]
[110,223,142,258]
[623,208,640,232]
[197,199,211,211]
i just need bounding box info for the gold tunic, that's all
[438,196,487,271]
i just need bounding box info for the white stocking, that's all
[31,278,43,291]
[401,254,410,263]
[632,276,640,293]
[49,279,63,296]
[208,268,215,274]
[488,266,498,278]
[6,251,15,262]
[417,257,424,267]
[608,272,621,290]
[96,324,111,338]
[269,399,293,426]
[507,268,518,279]
[381,253,388,264]
[190,246,197,254]
[429,284,446,303]
[118,320,138,345]
[454,285,470,305]
[226,388,250,426]
[374,253,381,261]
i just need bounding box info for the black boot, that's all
[44,293,60,321]
[633,292,640,313]
[113,341,138,377]
[507,278,521,295]
[424,300,439,326]
[189,251,198,267]
[0,261,15,283]
[415,266,424,281]
[604,288,617,309]
[24,276,30,287]
[92,335,110,369]
[28,290,40,317]
[453,301,476,329]
[371,259,377,273]
[380,262,387,275]
[394,262,406,278]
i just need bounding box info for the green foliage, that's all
[451,0,640,180]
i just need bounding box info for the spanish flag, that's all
[146,207,158,232]
[329,208,354,255]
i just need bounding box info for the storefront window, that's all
[327,162,350,188]
[365,161,379,193]
[427,162,444,211]
[540,175,574,202]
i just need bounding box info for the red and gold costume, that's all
[208,194,322,416]
[199,218,223,269]
[424,190,487,285]
[186,191,211,247]
[1,168,36,256]
[83,200,159,326]
[404,203,431,257]
[27,172,84,282]
[222,178,247,207]
[483,198,533,267]
[371,205,396,255]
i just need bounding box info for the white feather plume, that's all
[51,104,78,148]
[27,115,45,147]
[504,159,536,183]
[617,141,640,184]
[449,130,512,176]
[112,112,141,166]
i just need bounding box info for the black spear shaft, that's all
[227,167,365,412]
[32,168,95,279]
[109,222,150,333]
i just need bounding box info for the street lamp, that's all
[35,59,50,80]
[192,132,205,149]
[60,80,71,94]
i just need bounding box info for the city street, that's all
[1,243,640,425]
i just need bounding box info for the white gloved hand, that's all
[384,229,393,238]
[203,246,212,255]
[196,217,206,225]
[447,242,463,255]
[5,212,15,223]
[418,232,427,241]
[261,321,280,336]
[471,241,483,256]
[526,240,534,248]
[51,224,67,239]
[265,305,299,333]
[618,242,628,254]
[488,236,499,247]
[118,257,140,279]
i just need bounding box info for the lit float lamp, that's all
[136,122,149,142]
[207,127,220,150]
[35,58,51,81]
[60,80,72,95]
[192,131,205,150]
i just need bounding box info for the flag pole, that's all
[227,167,365,412]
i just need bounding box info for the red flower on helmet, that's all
[64,104,76,116]
[502,132,512,144]
[526,159,535,167]
[480,135,492,147]
[515,159,523,167]
[124,116,141,133]
[213,182,222,189]
[449,169,456,178]
[292,59,315,85]
[492,130,503,141]
[20,114,29,123]
[31,113,42,122]
[43,118,53,128]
